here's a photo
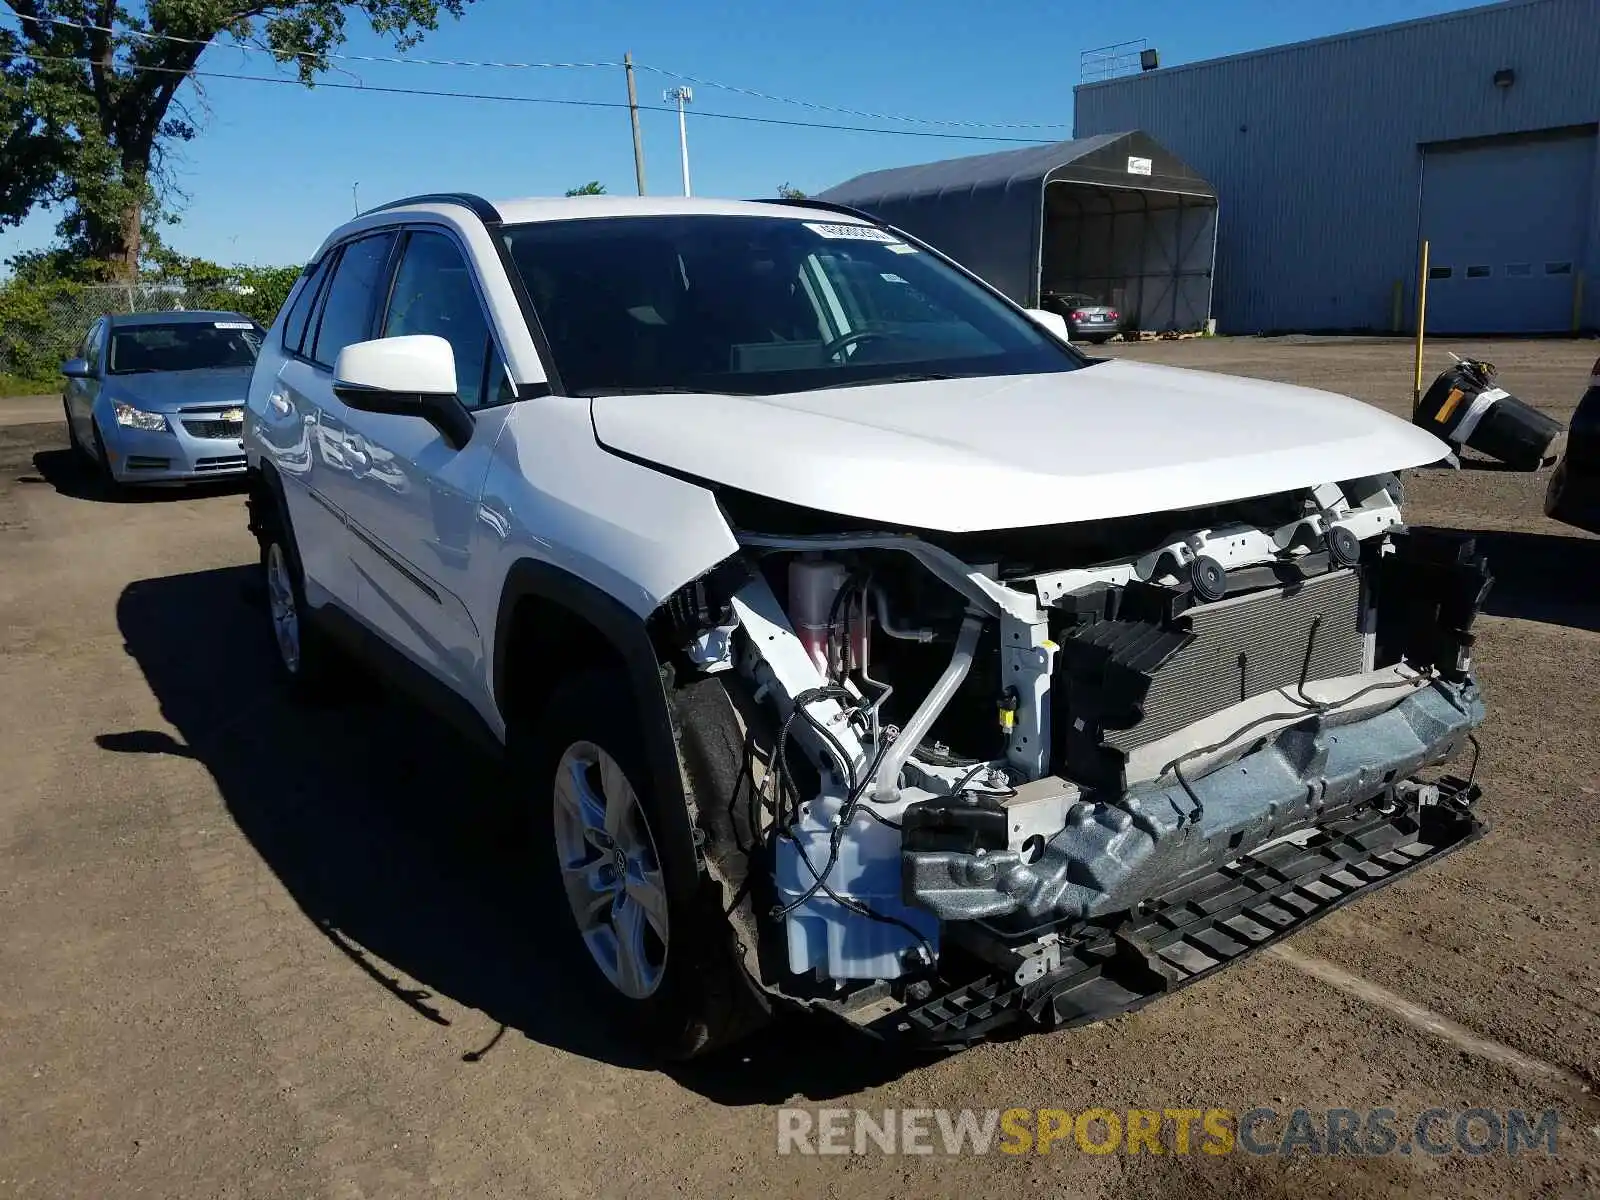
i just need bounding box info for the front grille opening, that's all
[1107,569,1367,752]
[194,455,246,472]
[182,418,243,440]
[125,456,171,471]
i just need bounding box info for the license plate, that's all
[1085,315,1106,323]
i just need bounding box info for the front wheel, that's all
[63,400,89,461]
[89,420,120,491]
[257,500,335,700]
[518,670,762,1059]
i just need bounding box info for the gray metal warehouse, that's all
[818,132,1219,333]
[1075,0,1600,335]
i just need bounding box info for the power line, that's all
[633,64,1069,131]
[1,50,1052,144]
[12,12,1068,133]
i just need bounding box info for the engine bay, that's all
[652,472,1492,1037]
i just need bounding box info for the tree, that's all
[775,182,806,200]
[1,0,478,280]
[564,181,606,196]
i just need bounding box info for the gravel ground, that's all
[1,336,1597,1198]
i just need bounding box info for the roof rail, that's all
[757,196,885,225]
[361,192,502,223]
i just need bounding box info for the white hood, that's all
[590,360,1448,532]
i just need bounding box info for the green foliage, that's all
[0,251,302,378]
[2,0,480,277]
[144,251,302,327]
[0,372,58,396]
[775,182,807,200]
[0,271,87,378]
[564,181,607,196]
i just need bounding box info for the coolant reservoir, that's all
[788,558,848,675]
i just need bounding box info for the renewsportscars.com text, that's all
[776,1107,1562,1158]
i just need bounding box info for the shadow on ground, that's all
[1454,527,1600,633]
[31,446,246,504]
[107,563,930,1104]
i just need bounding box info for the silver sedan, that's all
[1042,292,1121,344]
[61,310,262,486]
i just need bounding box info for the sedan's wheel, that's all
[552,741,670,999]
[89,421,119,490]
[518,670,765,1059]
[63,400,88,460]
[265,541,302,677]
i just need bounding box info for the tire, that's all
[517,669,758,1060]
[63,399,89,460]
[89,420,120,491]
[255,490,334,700]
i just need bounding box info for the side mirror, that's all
[1024,308,1071,343]
[61,357,92,379]
[332,335,473,450]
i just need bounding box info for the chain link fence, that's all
[0,282,260,381]
[0,270,298,384]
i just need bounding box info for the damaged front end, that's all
[656,476,1492,1044]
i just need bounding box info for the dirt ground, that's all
[1,336,1597,1199]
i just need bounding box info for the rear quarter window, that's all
[281,258,329,356]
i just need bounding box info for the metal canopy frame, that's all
[1042,181,1218,332]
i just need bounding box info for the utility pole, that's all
[664,85,693,196]
[624,53,647,196]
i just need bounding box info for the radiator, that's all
[1105,569,1368,752]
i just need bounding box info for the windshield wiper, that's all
[573,385,731,397]
[822,372,966,389]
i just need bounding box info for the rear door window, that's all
[311,233,396,369]
[83,319,106,373]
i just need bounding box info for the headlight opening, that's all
[112,401,169,432]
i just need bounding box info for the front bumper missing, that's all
[904,674,1485,926]
[872,786,1484,1045]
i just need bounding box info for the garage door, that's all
[1421,129,1595,334]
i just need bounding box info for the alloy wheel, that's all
[265,542,301,675]
[551,741,670,999]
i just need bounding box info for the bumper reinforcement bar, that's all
[873,785,1484,1045]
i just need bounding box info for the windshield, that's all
[501,215,1083,396]
[108,321,263,375]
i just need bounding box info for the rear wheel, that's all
[518,670,760,1059]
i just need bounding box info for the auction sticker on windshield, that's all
[803,222,899,242]
[213,321,254,329]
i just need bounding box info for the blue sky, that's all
[2,0,1476,267]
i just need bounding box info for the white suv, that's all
[245,193,1491,1059]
